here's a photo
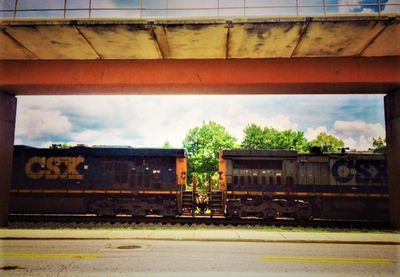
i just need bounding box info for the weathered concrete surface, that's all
[4,25,99,59]
[385,93,400,229]
[0,93,16,226]
[155,24,228,59]
[78,25,162,59]
[228,22,307,58]
[292,21,386,57]
[363,22,400,57]
[0,17,399,60]
[0,31,37,59]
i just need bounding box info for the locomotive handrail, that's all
[1,0,399,20]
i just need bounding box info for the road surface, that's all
[1,239,399,276]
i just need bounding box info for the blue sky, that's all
[15,95,386,150]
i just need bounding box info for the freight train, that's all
[9,145,389,222]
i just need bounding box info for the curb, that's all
[1,237,399,245]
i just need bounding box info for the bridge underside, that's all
[0,17,400,227]
[1,17,398,95]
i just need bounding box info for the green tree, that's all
[183,121,237,189]
[241,124,265,149]
[162,140,172,149]
[50,143,71,149]
[309,132,344,153]
[241,124,309,152]
[372,137,386,150]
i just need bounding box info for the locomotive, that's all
[218,149,389,221]
[10,145,187,217]
[9,145,389,222]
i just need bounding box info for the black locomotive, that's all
[219,149,389,221]
[9,145,389,222]
[10,145,187,217]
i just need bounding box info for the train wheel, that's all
[226,207,242,218]
[263,208,276,220]
[131,208,146,217]
[88,200,115,216]
[97,207,115,217]
[295,207,312,222]
[161,208,178,217]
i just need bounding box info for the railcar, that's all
[10,145,187,217]
[218,149,389,221]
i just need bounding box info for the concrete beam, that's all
[385,92,400,229]
[0,57,399,95]
[0,92,16,226]
[1,18,399,60]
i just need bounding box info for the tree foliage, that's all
[183,121,237,187]
[50,143,71,149]
[162,140,172,149]
[372,137,386,150]
[241,124,309,152]
[309,132,345,153]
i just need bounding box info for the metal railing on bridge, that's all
[0,0,399,19]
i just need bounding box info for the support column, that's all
[0,92,16,226]
[385,92,400,229]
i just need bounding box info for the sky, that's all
[15,95,386,151]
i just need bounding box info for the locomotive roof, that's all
[14,145,187,157]
[221,149,298,158]
[221,149,385,159]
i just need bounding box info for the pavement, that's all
[1,228,399,244]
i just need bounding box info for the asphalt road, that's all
[1,239,399,276]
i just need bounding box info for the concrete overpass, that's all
[1,16,400,226]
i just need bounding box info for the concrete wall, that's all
[0,93,16,226]
[385,93,400,229]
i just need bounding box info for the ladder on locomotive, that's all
[181,191,196,216]
[210,191,225,217]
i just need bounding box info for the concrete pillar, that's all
[0,92,16,226]
[385,92,400,229]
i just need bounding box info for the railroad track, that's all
[8,214,390,230]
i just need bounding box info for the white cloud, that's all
[68,131,136,147]
[342,137,358,150]
[341,135,375,151]
[209,100,299,142]
[304,126,328,141]
[302,121,386,150]
[15,107,71,138]
[332,120,385,139]
[310,120,386,150]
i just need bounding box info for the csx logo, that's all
[25,156,84,180]
[331,159,387,184]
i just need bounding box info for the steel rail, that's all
[8,214,390,230]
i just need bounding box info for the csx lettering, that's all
[332,159,387,184]
[25,156,84,180]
